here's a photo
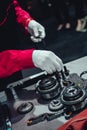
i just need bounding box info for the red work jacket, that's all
[57,109,87,130]
[0,49,35,78]
[0,0,33,27]
[13,0,33,27]
[0,0,35,78]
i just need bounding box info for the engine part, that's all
[27,111,63,126]
[63,66,69,76]
[17,102,34,114]
[48,98,64,111]
[36,77,60,100]
[27,113,45,126]
[80,71,87,80]
[61,85,87,111]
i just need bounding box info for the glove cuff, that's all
[25,18,33,28]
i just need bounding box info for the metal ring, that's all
[80,71,87,80]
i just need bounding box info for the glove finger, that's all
[49,66,57,74]
[42,64,56,74]
[49,52,63,71]
[38,28,46,39]
[56,56,63,70]
[53,60,63,72]
[43,67,54,74]
[30,36,42,43]
[33,27,39,37]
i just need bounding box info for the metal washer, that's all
[17,102,34,114]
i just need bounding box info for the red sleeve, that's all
[13,0,33,28]
[57,109,87,130]
[0,49,35,78]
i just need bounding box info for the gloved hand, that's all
[32,50,63,74]
[27,20,46,43]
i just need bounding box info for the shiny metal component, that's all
[17,102,34,114]
[48,98,64,111]
[36,77,60,100]
[61,86,87,111]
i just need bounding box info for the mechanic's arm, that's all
[0,50,35,78]
[0,50,63,78]
[13,0,45,42]
[13,0,33,27]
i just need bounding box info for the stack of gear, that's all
[48,71,87,119]
[36,76,61,100]
[5,66,87,127]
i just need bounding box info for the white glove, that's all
[27,20,46,43]
[32,50,63,74]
